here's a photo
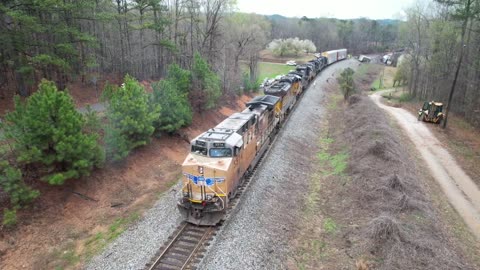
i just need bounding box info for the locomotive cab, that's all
[179,129,243,225]
[178,95,281,226]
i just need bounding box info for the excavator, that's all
[418,101,444,124]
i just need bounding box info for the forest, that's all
[0,0,479,224]
[400,0,480,127]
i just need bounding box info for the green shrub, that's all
[3,80,104,185]
[338,68,356,100]
[3,208,17,227]
[151,80,192,133]
[0,162,39,206]
[399,92,413,102]
[191,52,221,110]
[105,75,160,161]
[166,64,191,94]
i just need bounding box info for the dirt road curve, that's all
[371,92,480,239]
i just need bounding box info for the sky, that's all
[235,0,417,20]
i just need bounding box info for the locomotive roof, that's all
[289,71,305,78]
[280,74,300,83]
[264,81,291,94]
[246,95,280,110]
[215,113,252,131]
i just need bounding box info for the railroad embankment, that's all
[292,80,480,269]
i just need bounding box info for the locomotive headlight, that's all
[198,166,204,174]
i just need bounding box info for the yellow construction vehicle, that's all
[418,101,444,124]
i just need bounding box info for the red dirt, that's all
[0,91,253,269]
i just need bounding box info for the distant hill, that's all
[265,14,401,25]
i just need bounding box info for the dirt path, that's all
[371,92,480,239]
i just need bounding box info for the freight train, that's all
[178,48,347,225]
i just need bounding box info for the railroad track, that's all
[146,223,215,270]
[146,77,317,270]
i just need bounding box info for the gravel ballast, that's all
[199,60,356,269]
[86,183,183,270]
[86,59,356,270]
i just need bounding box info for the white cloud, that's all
[235,0,416,20]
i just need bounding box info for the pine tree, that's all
[151,79,192,133]
[338,68,355,100]
[191,52,222,111]
[0,161,39,207]
[105,75,160,160]
[3,80,104,185]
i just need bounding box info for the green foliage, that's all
[83,106,102,135]
[191,52,222,110]
[151,80,192,133]
[100,81,116,102]
[399,92,413,102]
[242,72,259,93]
[2,208,17,227]
[393,62,408,87]
[166,64,191,94]
[323,218,338,234]
[105,75,160,161]
[337,68,355,100]
[3,80,104,185]
[0,161,39,207]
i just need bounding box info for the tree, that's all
[3,80,104,185]
[191,52,221,111]
[166,63,192,94]
[105,75,160,160]
[0,161,39,208]
[338,68,355,100]
[151,79,192,133]
[434,0,477,128]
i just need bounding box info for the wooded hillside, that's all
[0,0,400,100]
[400,0,480,127]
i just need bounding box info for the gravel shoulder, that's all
[86,183,183,270]
[198,60,357,270]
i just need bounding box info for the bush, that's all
[191,52,221,111]
[151,79,192,133]
[399,92,413,102]
[267,38,317,56]
[0,162,39,207]
[3,80,104,185]
[166,64,191,94]
[2,208,17,227]
[242,72,259,93]
[338,68,356,100]
[105,75,160,160]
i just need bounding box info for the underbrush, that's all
[294,86,478,269]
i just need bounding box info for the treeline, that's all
[0,54,219,226]
[0,0,270,98]
[268,15,400,54]
[0,0,403,100]
[400,0,480,128]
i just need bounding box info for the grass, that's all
[52,211,141,269]
[241,61,294,83]
[323,218,338,234]
[257,62,294,81]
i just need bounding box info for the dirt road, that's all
[371,92,480,239]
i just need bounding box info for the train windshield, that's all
[191,145,207,156]
[209,148,233,158]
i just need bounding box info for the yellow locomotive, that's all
[178,49,347,225]
[178,95,282,225]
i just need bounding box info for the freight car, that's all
[322,49,347,65]
[178,49,347,225]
